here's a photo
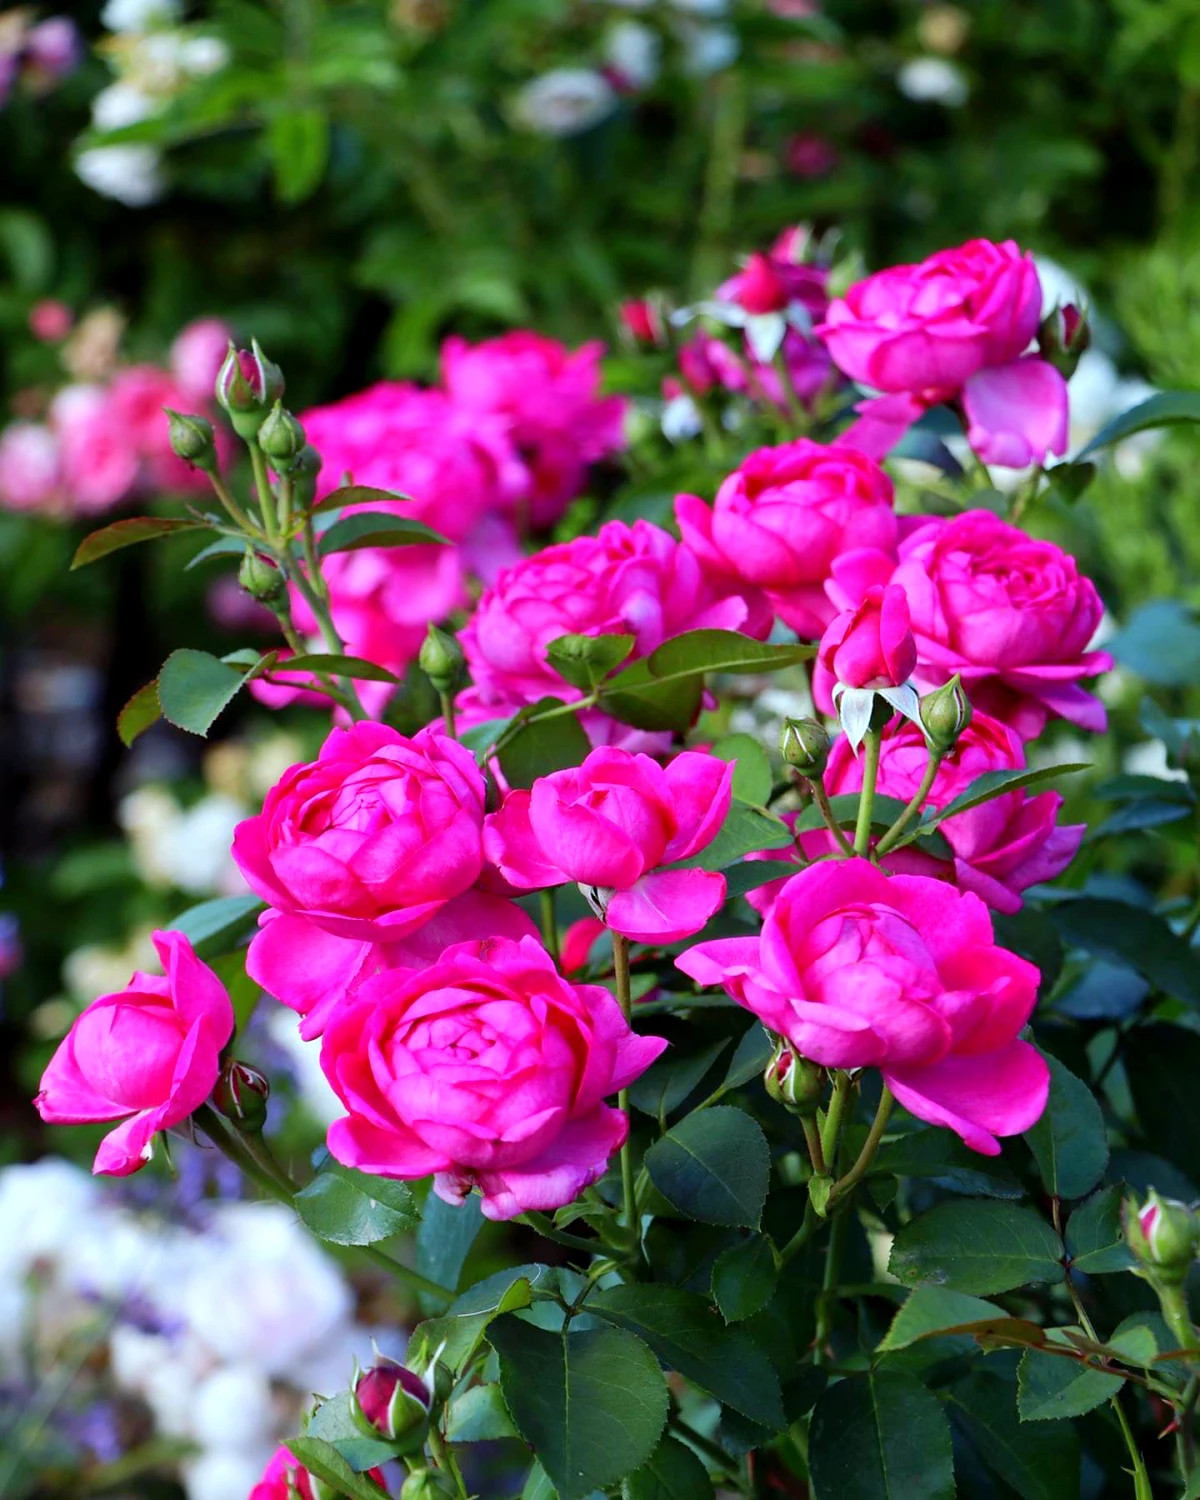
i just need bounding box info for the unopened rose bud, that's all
[1037,303,1091,380]
[401,1470,458,1500]
[420,625,466,697]
[216,340,285,437]
[289,443,322,509]
[620,299,664,346]
[258,402,307,470]
[165,409,217,472]
[763,1035,823,1116]
[238,550,285,605]
[919,674,972,752]
[1125,1190,1199,1284]
[212,1060,269,1132]
[780,717,830,779]
[353,1361,432,1452]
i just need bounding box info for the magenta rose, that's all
[247,890,538,1041]
[679,860,1049,1154]
[441,331,627,527]
[233,723,486,943]
[677,438,897,637]
[817,238,1067,466]
[484,747,732,942]
[34,931,234,1176]
[817,582,916,690]
[459,517,770,709]
[320,935,667,1220]
[250,1447,384,1500]
[824,511,1112,736]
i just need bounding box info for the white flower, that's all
[512,68,617,136]
[675,20,738,74]
[75,145,165,206]
[661,393,702,443]
[91,81,159,130]
[183,1449,276,1500]
[178,35,229,75]
[0,1160,99,1279]
[896,56,969,107]
[100,0,182,33]
[605,20,660,90]
[191,1365,278,1451]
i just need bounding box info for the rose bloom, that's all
[50,385,140,514]
[34,931,234,1176]
[823,511,1112,736]
[680,860,1049,1154]
[248,889,538,1041]
[750,712,1084,918]
[300,382,526,543]
[107,364,214,492]
[250,1447,385,1500]
[320,935,667,1220]
[817,582,916,690]
[233,722,487,944]
[441,331,627,527]
[459,517,770,709]
[676,438,897,637]
[0,421,60,511]
[485,747,732,942]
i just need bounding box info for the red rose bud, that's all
[1037,302,1090,379]
[1124,1190,1199,1285]
[354,1360,432,1450]
[620,299,663,346]
[216,340,285,437]
[721,252,789,314]
[763,1035,823,1116]
[212,1059,270,1132]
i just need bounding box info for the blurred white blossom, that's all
[513,68,617,135]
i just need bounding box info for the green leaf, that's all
[185,534,249,569]
[595,657,705,732]
[621,1435,714,1500]
[274,653,401,683]
[307,1392,399,1471]
[268,104,330,204]
[317,485,414,512]
[808,1371,955,1500]
[1025,1053,1108,1200]
[156,649,250,736]
[294,1158,420,1246]
[117,679,161,747]
[169,894,265,959]
[889,1200,1065,1296]
[719,1024,774,1093]
[587,1283,785,1429]
[878,1287,1013,1353]
[284,1437,388,1500]
[711,1236,778,1323]
[1107,600,1200,688]
[627,1039,729,1121]
[70,516,207,570]
[872,1129,1024,1199]
[410,1264,552,1372]
[644,1106,770,1228]
[1052,900,1200,1009]
[545,633,636,692]
[921,764,1091,828]
[317,510,449,554]
[676,802,794,871]
[721,859,800,899]
[944,1373,1080,1500]
[1075,389,1200,461]
[446,1384,519,1443]
[494,699,593,790]
[416,1192,484,1304]
[487,1320,669,1500]
[1065,1185,1136,1275]
[710,734,773,807]
[1017,1339,1123,1421]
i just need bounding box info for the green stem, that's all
[778,1201,819,1266]
[427,1427,468,1499]
[808,779,855,857]
[613,932,640,1247]
[208,473,263,539]
[820,1071,854,1166]
[814,1210,847,1368]
[875,754,945,857]
[670,1415,740,1480]
[248,443,279,542]
[517,1212,604,1256]
[280,552,370,721]
[853,730,882,858]
[801,1116,827,1178]
[540,889,561,967]
[828,1088,894,1209]
[440,690,457,739]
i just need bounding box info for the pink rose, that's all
[750,712,1083,918]
[232,723,487,943]
[441,332,626,527]
[107,364,216,492]
[824,511,1112,736]
[28,299,73,342]
[320,935,667,1220]
[300,382,526,542]
[250,1447,385,1500]
[34,930,234,1176]
[484,747,732,942]
[170,317,233,403]
[247,889,538,1041]
[818,582,916,689]
[676,438,897,637]
[459,518,770,708]
[679,860,1049,1154]
[817,239,1068,467]
[51,385,140,514]
[0,421,60,511]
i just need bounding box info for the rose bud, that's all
[258,401,307,470]
[216,340,285,437]
[402,1470,459,1500]
[620,299,663,346]
[165,409,217,472]
[920,674,972,752]
[1037,303,1090,379]
[780,716,830,779]
[719,251,789,315]
[288,442,322,509]
[420,624,466,697]
[354,1359,432,1451]
[238,550,286,605]
[763,1036,822,1116]
[1124,1190,1199,1285]
[819,584,916,692]
[212,1059,270,1133]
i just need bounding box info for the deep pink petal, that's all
[962,358,1069,468]
[606,869,726,942]
[884,1038,1050,1155]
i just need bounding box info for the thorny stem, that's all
[874,753,946,857]
[853,730,882,858]
[613,932,640,1249]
